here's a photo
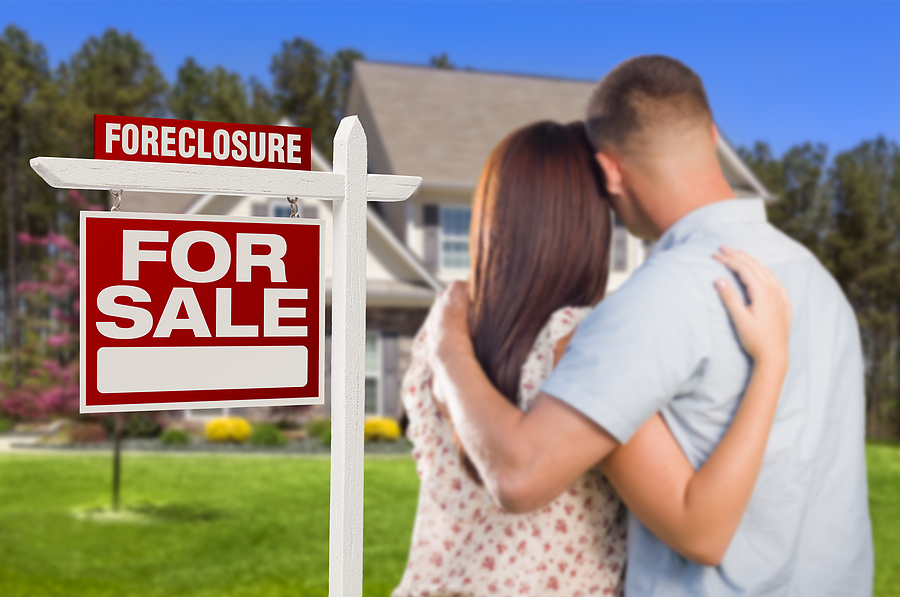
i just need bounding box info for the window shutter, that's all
[380,334,399,417]
[324,334,332,415]
[423,205,440,272]
[611,216,628,272]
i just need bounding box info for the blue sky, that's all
[4,1,899,156]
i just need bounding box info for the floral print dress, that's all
[393,307,627,597]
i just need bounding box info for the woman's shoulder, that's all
[543,305,592,339]
[518,305,593,408]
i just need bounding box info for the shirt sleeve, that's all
[541,253,712,444]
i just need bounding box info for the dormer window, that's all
[611,215,629,272]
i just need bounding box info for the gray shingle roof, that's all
[349,62,595,184]
[348,61,770,198]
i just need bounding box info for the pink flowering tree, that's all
[0,191,95,421]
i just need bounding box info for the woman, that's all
[393,121,790,597]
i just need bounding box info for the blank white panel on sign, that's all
[97,345,307,393]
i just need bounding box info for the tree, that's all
[169,58,252,123]
[0,25,55,387]
[57,28,168,159]
[739,142,830,258]
[429,52,455,69]
[822,138,900,438]
[0,227,79,419]
[742,137,900,439]
[247,77,276,125]
[270,38,362,153]
[167,57,207,121]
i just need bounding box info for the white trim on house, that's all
[368,206,443,291]
[184,193,217,215]
[717,134,772,200]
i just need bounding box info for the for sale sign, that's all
[80,212,324,413]
[94,115,312,171]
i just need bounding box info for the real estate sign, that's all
[80,211,324,413]
[35,114,422,597]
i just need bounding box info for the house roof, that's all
[348,61,770,199]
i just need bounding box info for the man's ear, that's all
[596,152,624,196]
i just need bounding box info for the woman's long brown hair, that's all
[458,121,612,483]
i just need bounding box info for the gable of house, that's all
[346,60,771,292]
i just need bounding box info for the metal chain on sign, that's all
[109,189,123,212]
[287,196,300,218]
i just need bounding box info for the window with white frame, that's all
[440,205,471,270]
[365,331,380,415]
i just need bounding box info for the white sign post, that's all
[31,115,421,597]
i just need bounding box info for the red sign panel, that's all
[94,115,311,171]
[80,212,324,413]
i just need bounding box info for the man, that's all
[425,56,873,595]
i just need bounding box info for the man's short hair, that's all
[586,55,713,153]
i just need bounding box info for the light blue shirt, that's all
[543,199,874,596]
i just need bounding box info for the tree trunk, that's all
[112,415,123,511]
[895,322,900,440]
[866,327,883,439]
[6,146,19,387]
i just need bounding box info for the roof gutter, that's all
[717,134,774,201]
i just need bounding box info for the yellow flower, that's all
[204,417,251,443]
[228,417,251,442]
[364,417,401,442]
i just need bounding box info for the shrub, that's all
[364,417,401,442]
[317,427,331,447]
[101,413,163,438]
[160,428,191,446]
[0,417,13,433]
[69,423,108,443]
[123,413,163,438]
[306,418,330,439]
[204,417,251,443]
[250,423,287,447]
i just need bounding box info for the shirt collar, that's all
[651,198,767,255]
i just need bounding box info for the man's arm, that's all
[426,282,619,513]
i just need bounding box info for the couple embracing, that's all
[393,56,874,597]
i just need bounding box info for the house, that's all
[124,60,770,421]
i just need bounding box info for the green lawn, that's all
[869,444,900,596]
[0,445,898,596]
[0,453,418,597]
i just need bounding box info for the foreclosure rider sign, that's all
[94,114,311,170]
[81,212,324,413]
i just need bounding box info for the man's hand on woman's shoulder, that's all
[424,280,475,371]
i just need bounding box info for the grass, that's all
[0,453,418,597]
[0,445,898,596]
[868,443,900,596]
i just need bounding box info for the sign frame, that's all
[79,210,326,414]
